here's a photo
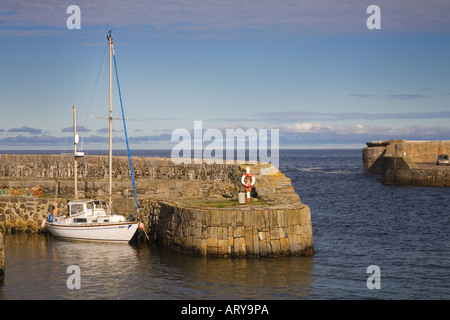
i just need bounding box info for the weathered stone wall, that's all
[147,200,313,257]
[394,140,450,163]
[0,154,243,182]
[0,154,299,201]
[0,196,66,233]
[381,157,450,186]
[362,142,388,174]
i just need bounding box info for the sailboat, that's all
[46,32,140,243]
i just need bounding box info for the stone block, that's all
[258,231,265,241]
[244,229,253,243]
[206,237,218,247]
[279,227,286,238]
[270,228,280,240]
[207,226,218,238]
[280,237,290,255]
[233,237,246,256]
[270,239,281,255]
[252,234,259,256]
[211,211,222,226]
[259,239,268,256]
[243,211,255,227]
[199,239,207,255]
[218,239,228,255]
[207,245,218,255]
[234,226,245,238]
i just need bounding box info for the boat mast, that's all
[73,105,78,200]
[107,31,113,212]
[108,32,113,212]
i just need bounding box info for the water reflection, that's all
[2,233,315,300]
[3,233,141,299]
[153,249,315,299]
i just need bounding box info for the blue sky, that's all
[1,0,450,151]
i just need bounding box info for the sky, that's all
[1,0,450,152]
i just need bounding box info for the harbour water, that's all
[1,149,449,300]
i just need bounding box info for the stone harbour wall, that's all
[147,201,313,257]
[363,139,450,173]
[363,140,450,186]
[0,195,66,233]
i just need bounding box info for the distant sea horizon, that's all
[0,147,362,154]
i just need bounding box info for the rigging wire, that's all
[112,46,139,212]
[82,44,108,154]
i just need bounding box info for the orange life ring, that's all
[241,173,256,188]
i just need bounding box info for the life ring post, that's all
[241,167,256,203]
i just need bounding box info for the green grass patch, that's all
[180,198,275,208]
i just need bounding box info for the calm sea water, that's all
[1,149,449,300]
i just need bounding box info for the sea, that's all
[1,149,449,301]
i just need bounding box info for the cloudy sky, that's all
[1,0,450,151]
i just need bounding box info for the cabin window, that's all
[93,200,108,210]
[74,218,87,223]
[70,204,84,215]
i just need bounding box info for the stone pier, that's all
[0,154,313,257]
[144,199,313,257]
[363,140,450,186]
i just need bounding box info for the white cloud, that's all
[278,122,450,144]
[256,111,450,122]
[284,122,329,133]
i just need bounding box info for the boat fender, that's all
[48,214,53,222]
[138,222,144,230]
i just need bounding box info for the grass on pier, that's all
[179,197,276,209]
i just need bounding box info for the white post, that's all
[246,167,250,203]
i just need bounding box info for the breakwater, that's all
[0,154,313,257]
[147,200,313,257]
[363,140,450,186]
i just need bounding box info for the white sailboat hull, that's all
[46,221,139,243]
